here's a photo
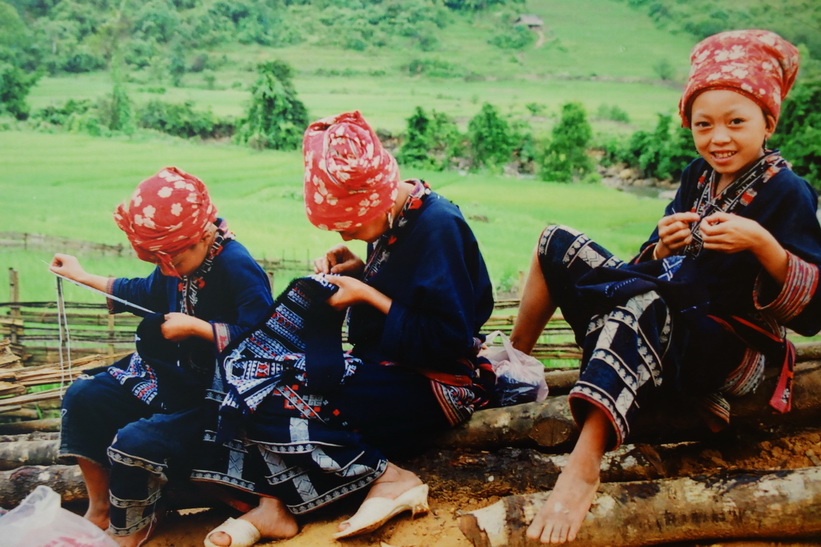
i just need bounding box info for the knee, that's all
[108,426,168,473]
[540,225,584,245]
[62,375,104,414]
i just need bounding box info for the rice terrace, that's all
[0,0,820,545]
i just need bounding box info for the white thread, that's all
[56,277,72,397]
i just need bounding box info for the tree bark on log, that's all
[0,418,61,435]
[0,439,60,470]
[437,361,821,451]
[0,464,225,510]
[0,465,87,508]
[436,395,576,450]
[458,467,821,546]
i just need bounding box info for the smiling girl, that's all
[510,30,821,544]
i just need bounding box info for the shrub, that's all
[405,57,463,78]
[33,99,94,126]
[137,100,234,139]
[0,62,39,120]
[398,107,464,170]
[489,25,535,50]
[236,60,309,151]
[771,79,821,190]
[613,113,695,181]
[539,102,593,182]
[468,103,515,169]
[596,104,631,123]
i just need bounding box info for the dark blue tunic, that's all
[192,182,495,515]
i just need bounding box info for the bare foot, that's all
[336,462,423,535]
[110,521,154,547]
[207,497,298,546]
[526,449,601,544]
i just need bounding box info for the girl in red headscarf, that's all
[510,30,821,544]
[195,111,495,547]
[50,167,273,547]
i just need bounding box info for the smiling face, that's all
[690,89,775,187]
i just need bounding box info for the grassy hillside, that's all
[23,0,697,134]
[12,0,805,302]
[0,130,667,302]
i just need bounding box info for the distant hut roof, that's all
[514,14,544,28]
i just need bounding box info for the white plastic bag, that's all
[0,485,117,547]
[482,330,549,406]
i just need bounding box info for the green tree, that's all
[236,60,309,151]
[772,79,821,190]
[97,79,133,133]
[619,113,694,181]
[540,102,593,182]
[0,1,32,60]
[398,106,433,168]
[468,102,514,169]
[0,62,39,119]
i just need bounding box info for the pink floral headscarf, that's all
[679,29,800,128]
[113,167,217,276]
[303,111,400,231]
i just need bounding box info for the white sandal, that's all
[332,483,430,539]
[204,517,261,547]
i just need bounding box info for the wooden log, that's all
[437,395,576,450]
[458,467,821,546]
[0,408,39,419]
[0,465,88,507]
[0,432,59,443]
[0,418,61,434]
[0,439,59,470]
[0,464,225,510]
[438,361,821,450]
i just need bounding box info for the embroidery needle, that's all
[44,261,157,316]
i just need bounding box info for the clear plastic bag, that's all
[482,330,549,406]
[0,485,117,547]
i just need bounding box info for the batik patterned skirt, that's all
[538,225,758,446]
[537,225,675,448]
[191,276,479,514]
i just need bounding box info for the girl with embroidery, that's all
[510,30,821,544]
[50,167,274,547]
[196,111,495,547]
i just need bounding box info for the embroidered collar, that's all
[179,219,235,314]
[362,180,431,281]
[684,151,788,256]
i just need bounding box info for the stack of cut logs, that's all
[0,338,820,545]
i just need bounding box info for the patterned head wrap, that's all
[114,167,217,276]
[303,111,400,231]
[679,29,800,128]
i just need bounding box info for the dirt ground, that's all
[142,422,821,547]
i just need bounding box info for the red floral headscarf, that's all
[114,167,217,276]
[679,29,800,128]
[303,111,400,231]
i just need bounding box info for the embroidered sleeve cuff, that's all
[754,251,819,322]
[106,278,117,314]
[212,323,231,353]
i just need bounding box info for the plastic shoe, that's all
[204,517,261,547]
[332,483,430,539]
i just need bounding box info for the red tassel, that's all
[769,341,795,413]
